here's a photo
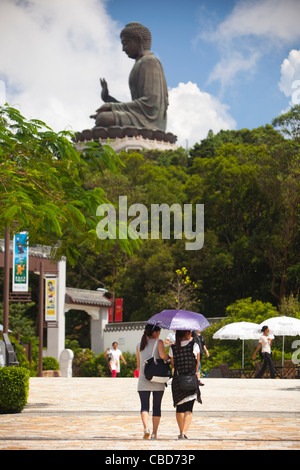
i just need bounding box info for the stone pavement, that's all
[0,377,300,451]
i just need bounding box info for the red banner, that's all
[114,298,123,322]
[108,307,113,323]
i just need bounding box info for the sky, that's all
[1,0,300,148]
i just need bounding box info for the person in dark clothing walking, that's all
[169,330,201,439]
[252,326,276,378]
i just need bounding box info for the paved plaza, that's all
[0,377,299,451]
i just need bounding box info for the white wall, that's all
[103,322,170,354]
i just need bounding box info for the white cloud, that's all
[167,82,236,148]
[204,0,300,88]
[0,0,236,149]
[279,49,300,105]
[213,0,300,43]
[0,0,131,132]
[208,50,260,93]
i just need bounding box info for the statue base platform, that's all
[75,126,178,153]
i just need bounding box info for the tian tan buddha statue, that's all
[91,22,169,132]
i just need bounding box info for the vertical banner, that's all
[13,232,29,292]
[114,298,123,322]
[108,307,113,323]
[45,277,57,322]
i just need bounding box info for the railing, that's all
[2,333,19,367]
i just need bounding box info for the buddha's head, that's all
[120,22,151,58]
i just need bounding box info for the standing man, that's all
[252,326,276,378]
[105,342,127,377]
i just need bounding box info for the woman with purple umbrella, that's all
[147,309,209,438]
[169,330,202,439]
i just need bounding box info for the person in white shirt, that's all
[164,330,176,346]
[104,342,127,377]
[252,326,275,378]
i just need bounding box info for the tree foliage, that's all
[0,105,138,265]
[272,104,300,141]
[2,104,300,351]
[66,107,300,323]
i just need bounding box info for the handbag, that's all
[144,341,171,383]
[177,373,198,391]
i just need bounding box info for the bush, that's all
[77,351,137,377]
[71,348,95,377]
[119,352,137,377]
[0,367,30,413]
[42,356,60,371]
[80,353,111,377]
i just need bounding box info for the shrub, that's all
[78,351,137,377]
[0,367,30,413]
[119,352,137,377]
[80,353,111,377]
[71,348,95,377]
[42,356,60,371]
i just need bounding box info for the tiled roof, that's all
[0,239,56,259]
[65,287,112,307]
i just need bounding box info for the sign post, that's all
[3,227,10,334]
[12,232,28,292]
[38,262,44,377]
[45,277,57,323]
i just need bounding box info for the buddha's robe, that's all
[110,53,168,131]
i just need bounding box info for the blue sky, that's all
[1,0,300,147]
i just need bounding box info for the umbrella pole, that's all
[242,339,244,369]
[282,336,285,367]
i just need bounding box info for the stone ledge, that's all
[104,321,146,332]
[41,370,62,377]
[75,126,177,145]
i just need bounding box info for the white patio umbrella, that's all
[213,321,262,368]
[259,316,300,366]
[0,325,13,333]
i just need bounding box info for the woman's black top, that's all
[171,340,201,407]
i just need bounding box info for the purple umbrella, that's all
[147,309,210,331]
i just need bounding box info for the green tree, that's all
[185,120,300,309]
[167,267,199,310]
[65,112,300,325]
[272,104,300,141]
[66,149,186,321]
[278,293,300,318]
[184,141,275,314]
[0,105,137,264]
[0,302,35,338]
